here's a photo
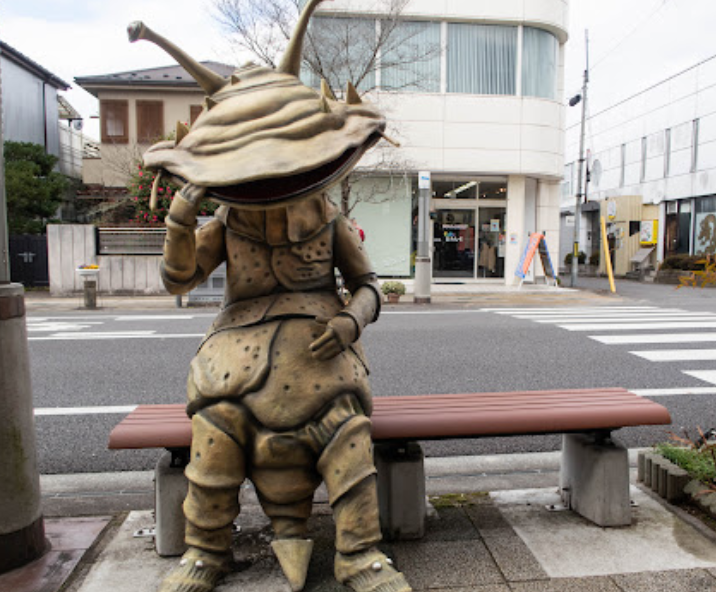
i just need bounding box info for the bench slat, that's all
[108,388,671,450]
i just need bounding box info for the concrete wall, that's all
[47,225,165,295]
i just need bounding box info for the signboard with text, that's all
[515,233,557,283]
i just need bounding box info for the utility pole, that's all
[414,171,432,303]
[0,47,48,573]
[570,30,589,288]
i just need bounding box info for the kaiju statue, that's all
[127,2,411,592]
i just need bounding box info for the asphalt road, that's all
[26,279,716,474]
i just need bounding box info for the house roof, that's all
[58,95,82,120]
[0,40,70,90]
[75,61,236,96]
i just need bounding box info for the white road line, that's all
[532,314,713,324]
[115,315,200,321]
[380,310,486,315]
[484,306,659,313]
[510,309,690,318]
[631,349,716,362]
[631,387,716,397]
[683,371,716,386]
[592,333,716,345]
[35,405,138,416]
[29,333,204,341]
[560,321,716,331]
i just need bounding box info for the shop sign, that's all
[565,215,575,227]
[607,200,617,220]
[418,171,431,189]
[640,220,658,246]
[490,219,500,232]
[515,233,557,281]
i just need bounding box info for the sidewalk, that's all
[6,453,716,592]
[22,279,624,313]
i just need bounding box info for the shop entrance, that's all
[433,210,475,278]
[432,206,506,279]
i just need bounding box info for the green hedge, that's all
[660,254,709,271]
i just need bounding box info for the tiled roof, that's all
[0,40,70,90]
[75,61,235,96]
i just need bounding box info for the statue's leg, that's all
[159,403,248,592]
[317,414,412,592]
[251,430,322,592]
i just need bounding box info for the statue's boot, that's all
[158,547,232,592]
[335,548,411,592]
[317,415,413,592]
[271,538,314,591]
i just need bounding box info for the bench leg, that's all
[374,442,426,540]
[560,433,631,527]
[155,450,189,557]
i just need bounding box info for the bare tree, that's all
[212,0,439,213]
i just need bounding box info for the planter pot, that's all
[76,268,100,278]
[385,293,401,304]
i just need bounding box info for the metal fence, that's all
[97,227,166,255]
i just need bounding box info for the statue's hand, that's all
[309,315,358,361]
[168,183,206,226]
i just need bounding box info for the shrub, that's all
[381,281,406,295]
[564,251,587,265]
[660,254,707,271]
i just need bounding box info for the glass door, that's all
[433,209,475,278]
[477,207,506,278]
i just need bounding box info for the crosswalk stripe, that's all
[683,371,716,385]
[559,321,716,331]
[35,405,138,416]
[631,349,716,362]
[632,387,716,397]
[531,314,712,324]
[591,333,716,344]
[485,306,659,314]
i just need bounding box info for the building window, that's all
[691,118,700,173]
[447,23,517,95]
[100,100,129,144]
[521,27,558,100]
[136,100,164,143]
[664,128,671,177]
[190,105,203,125]
[619,143,626,188]
[380,21,441,92]
[304,16,377,91]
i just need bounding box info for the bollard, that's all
[83,279,97,309]
[0,284,47,573]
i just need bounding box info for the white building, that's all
[313,0,569,285]
[563,53,716,276]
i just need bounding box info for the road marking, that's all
[29,332,204,341]
[560,321,716,331]
[484,306,660,313]
[683,371,716,386]
[27,321,104,332]
[509,309,690,318]
[115,315,204,321]
[531,314,711,324]
[592,333,716,345]
[631,387,716,397]
[631,349,716,362]
[35,405,138,416]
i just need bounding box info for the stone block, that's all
[154,451,188,557]
[375,442,426,540]
[560,433,631,527]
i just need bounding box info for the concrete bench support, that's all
[155,451,188,557]
[374,442,426,540]
[559,433,631,527]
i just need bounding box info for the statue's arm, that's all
[310,215,381,360]
[161,184,226,295]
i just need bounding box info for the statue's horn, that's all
[127,21,227,96]
[278,0,325,76]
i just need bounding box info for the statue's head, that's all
[128,0,386,207]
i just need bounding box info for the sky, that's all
[1,0,715,140]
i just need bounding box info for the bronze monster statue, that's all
[127,2,411,592]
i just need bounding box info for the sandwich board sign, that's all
[515,233,558,287]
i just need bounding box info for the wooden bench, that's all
[109,388,671,555]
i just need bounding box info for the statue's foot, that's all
[335,548,412,592]
[158,547,231,592]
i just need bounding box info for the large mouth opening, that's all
[208,134,379,205]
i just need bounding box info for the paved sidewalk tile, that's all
[510,578,623,592]
[611,569,716,592]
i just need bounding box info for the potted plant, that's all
[381,281,406,303]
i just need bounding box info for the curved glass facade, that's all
[304,16,560,101]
